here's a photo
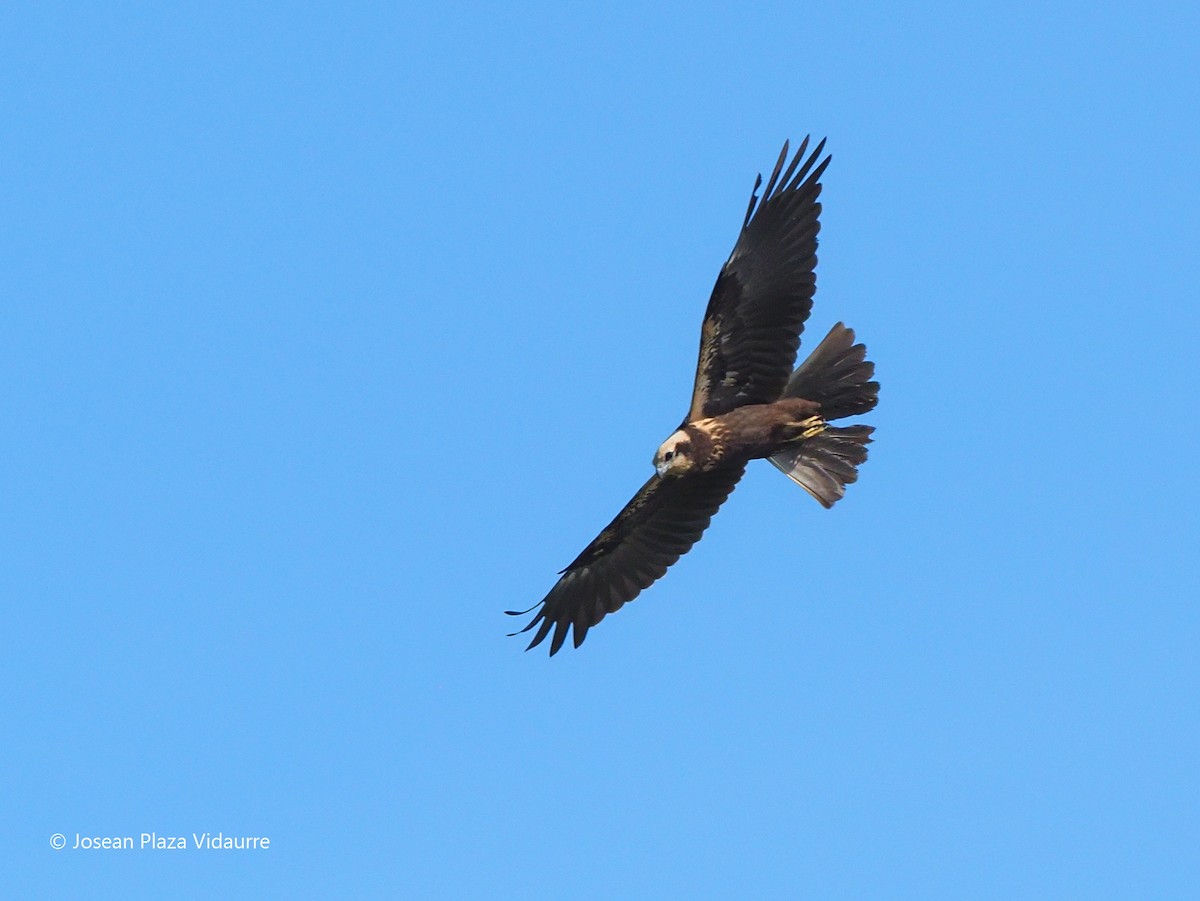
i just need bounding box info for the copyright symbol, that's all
[50,833,66,850]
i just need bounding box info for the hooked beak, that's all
[655,459,669,478]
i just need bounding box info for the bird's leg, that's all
[796,415,826,440]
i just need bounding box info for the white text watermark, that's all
[50,832,270,851]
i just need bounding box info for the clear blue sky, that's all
[4,2,1198,898]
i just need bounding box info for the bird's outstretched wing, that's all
[687,137,830,422]
[509,464,745,655]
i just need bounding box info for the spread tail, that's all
[781,322,878,420]
[769,425,873,508]
[771,323,878,507]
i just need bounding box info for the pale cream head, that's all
[653,430,695,478]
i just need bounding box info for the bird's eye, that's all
[664,451,674,461]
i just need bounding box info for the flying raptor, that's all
[509,138,879,655]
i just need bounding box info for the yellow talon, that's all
[798,416,826,440]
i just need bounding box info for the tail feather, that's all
[773,323,878,507]
[769,425,874,508]
[783,322,878,420]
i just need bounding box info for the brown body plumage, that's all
[664,399,824,474]
[510,138,880,655]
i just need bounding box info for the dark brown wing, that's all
[686,137,830,422]
[509,465,746,655]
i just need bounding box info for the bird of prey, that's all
[509,137,879,655]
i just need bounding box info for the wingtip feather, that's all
[743,172,764,228]
[549,618,570,656]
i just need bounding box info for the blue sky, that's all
[4,2,1199,898]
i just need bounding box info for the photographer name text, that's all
[52,832,270,851]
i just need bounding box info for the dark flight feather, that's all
[687,137,830,422]
[509,465,745,655]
